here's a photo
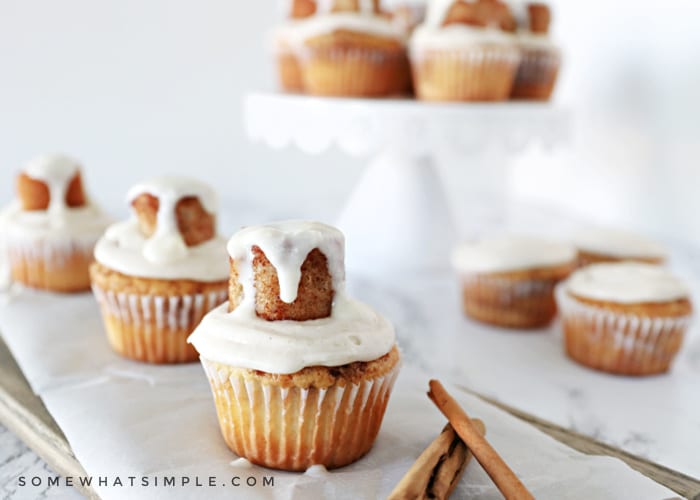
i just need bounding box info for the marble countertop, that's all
[0,425,79,500]
[1,200,699,498]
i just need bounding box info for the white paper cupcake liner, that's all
[297,46,410,97]
[410,45,520,101]
[92,285,227,363]
[555,284,692,375]
[201,357,401,471]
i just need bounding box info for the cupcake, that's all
[1,154,110,292]
[510,2,560,100]
[409,0,521,101]
[557,263,692,375]
[452,236,576,328]
[273,0,316,92]
[189,220,401,471]
[90,177,229,364]
[573,228,667,267]
[291,0,411,97]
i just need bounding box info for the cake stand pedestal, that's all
[245,92,569,275]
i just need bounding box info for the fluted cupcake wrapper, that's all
[7,238,97,292]
[276,47,304,93]
[410,46,521,101]
[511,46,560,100]
[460,273,561,328]
[92,285,227,364]
[201,358,401,471]
[298,46,411,97]
[555,285,692,375]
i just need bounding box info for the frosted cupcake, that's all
[90,177,229,364]
[273,0,316,92]
[573,228,667,267]
[1,154,110,292]
[410,0,520,101]
[557,263,692,375]
[452,236,576,328]
[510,2,560,100]
[291,0,411,96]
[189,221,400,471]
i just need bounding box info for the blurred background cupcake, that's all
[1,154,110,293]
[452,235,577,328]
[90,176,229,364]
[409,0,520,101]
[273,0,316,92]
[510,2,560,100]
[557,262,692,375]
[286,0,411,96]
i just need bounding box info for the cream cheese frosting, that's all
[188,295,395,373]
[565,262,689,304]
[188,220,396,373]
[94,176,228,282]
[452,235,576,273]
[573,228,667,260]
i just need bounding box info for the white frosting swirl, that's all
[452,235,576,273]
[574,228,667,261]
[93,176,228,282]
[188,295,395,373]
[189,220,396,372]
[94,220,228,281]
[566,262,690,304]
[227,220,345,305]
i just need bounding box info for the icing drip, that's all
[227,220,345,307]
[305,464,330,476]
[126,176,218,265]
[229,458,254,469]
[565,263,689,304]
[94,177,229,282]
[23,154,81,220]
[452,235,576,273]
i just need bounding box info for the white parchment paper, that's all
[0,288,680,500]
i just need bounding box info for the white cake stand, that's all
[244,92,569,275]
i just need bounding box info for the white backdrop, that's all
[1,0,699,244]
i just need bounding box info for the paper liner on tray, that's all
[92,285,227,364]
[201,358,401,471]
[555,284,692,375]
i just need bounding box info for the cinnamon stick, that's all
[388,420,486,500]
[427,380,535,500]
